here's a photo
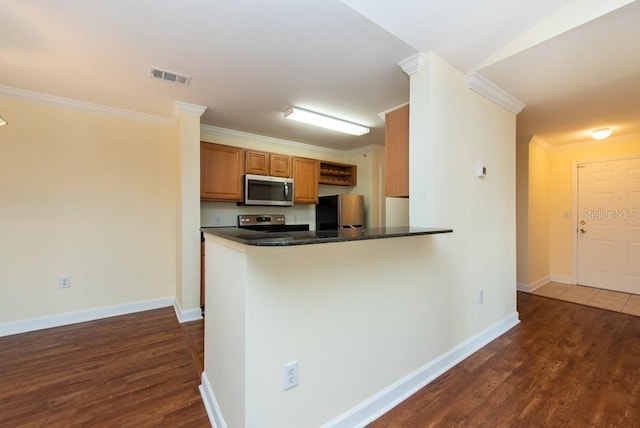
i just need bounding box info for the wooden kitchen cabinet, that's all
[200,142,244,201]
[385,104,409,197]
[269,153,292,177]
[292,156,319,204]
[245,150,291,177]
[245,150,269,175]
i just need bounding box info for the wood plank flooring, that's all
[3,293,639,427]
[369,292,640,427]
[0,307,209,427]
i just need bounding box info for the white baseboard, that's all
[200,371,227,428]
[173,299,203,323]
[550,275,573,284]
[323,312,521,428]
[0,297,175,337]
[516,275,550,293]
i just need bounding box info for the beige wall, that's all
[548,138,640,280]
[516,137,530,284]
[0,98,178,324]
[526,140,550,285]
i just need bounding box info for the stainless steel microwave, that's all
[244,174,294,206]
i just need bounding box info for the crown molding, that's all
[398,53,427,76]
[465,73,525,115]
[174,101,207,117]
[530,135,553,151]
[345,144,385,156]
[377,102,410,122]
[200,124,353,155]
[549,131,640,152]
[0,85,175,127]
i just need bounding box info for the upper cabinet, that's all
[245,150,291,177]
[319,161,357,186]
[269,153,292,178]
[385,104,409,197]
[201,142,244,201]
[292,156,319,204]
[201,142,357,203]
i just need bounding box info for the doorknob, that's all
[580,228,587,234]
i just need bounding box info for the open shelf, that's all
[319,161,357,186]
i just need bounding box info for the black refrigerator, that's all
[315,194,365,230]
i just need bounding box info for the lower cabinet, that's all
[292,156,319,204]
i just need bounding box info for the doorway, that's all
[576,157,640,293]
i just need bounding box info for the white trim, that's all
[530,135,553,151]
[398,53,427,76]
[200,371,227,428]
[201,124,352,156]
[465,73,525,115]
[346,144,385,157]
[0,85,175,127]
[547,132,640,152]
[516,276,550,293]
[175,101,207,117]
[550,275,573,284]
[173,299,203,323]
[377,102,410,122]
[0,297,175,337]
[323,312,520,428]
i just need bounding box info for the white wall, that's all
[204,232,518,427]
[408,53,517,334]
[0,98,178,326]
[202,52,519,427]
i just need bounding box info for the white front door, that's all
[577,158,640,293]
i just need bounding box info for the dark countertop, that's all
[201,226,453,246]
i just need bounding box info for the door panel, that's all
[577,157,640,293]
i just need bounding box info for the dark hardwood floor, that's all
[0,307,209,427]
[369,292,640,427]
[3,293,639,427]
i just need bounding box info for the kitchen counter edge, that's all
[201,226,453,247]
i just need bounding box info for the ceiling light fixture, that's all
[591,128,611,140]
[0,115,7,127]
[284,107,369,136]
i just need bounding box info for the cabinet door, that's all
[245,150,269,175]
[201,142,244,201]
[385,104,409,197]
[292,156,319,204]
[269,153,292,178]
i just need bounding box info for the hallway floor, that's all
[532,281,640,316]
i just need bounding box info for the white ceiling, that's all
[1,0,639,150]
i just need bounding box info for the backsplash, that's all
[201,185,351,230]
[201,201,316,229]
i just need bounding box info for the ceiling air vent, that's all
[149,67,191,86]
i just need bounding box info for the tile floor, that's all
[532,282,640,316]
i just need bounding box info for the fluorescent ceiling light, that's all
[284,107,369,136]
[591,128,611,140]
[0,115,7,127]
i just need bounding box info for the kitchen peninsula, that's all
[200,226,453,427]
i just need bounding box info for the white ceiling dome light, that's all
[591,128,612,140]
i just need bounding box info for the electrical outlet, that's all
[59,275,71,289]
[283,361,298,390]
[478,289,484,304]
[214,216,221,225]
